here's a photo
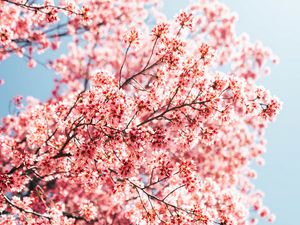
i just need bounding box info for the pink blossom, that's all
[12,95,23,107]
[176,11,194,30]
[27,58,37,68]
[123,27,141,47]
[151,22,169,38]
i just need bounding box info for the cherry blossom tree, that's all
[0,0,281,224]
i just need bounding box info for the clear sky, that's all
[1,1,299,224]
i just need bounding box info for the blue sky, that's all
[1,1,299,224]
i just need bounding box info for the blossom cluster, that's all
[0,0,281,224]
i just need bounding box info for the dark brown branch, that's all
[120,57,162,89]
[3,194,51,219]
[137,99,210,127]
[2,0,83,15]
[119,43,131,87]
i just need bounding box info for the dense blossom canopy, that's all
[0,0,281,224]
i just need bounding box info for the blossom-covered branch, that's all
[0,0,280,224]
